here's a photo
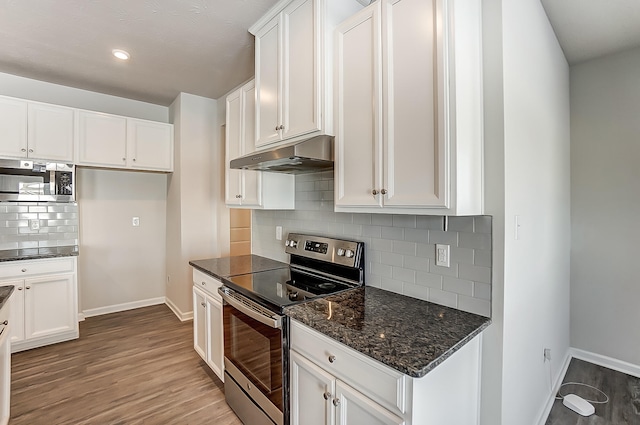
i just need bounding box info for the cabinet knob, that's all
[122,157,126,162]
[381,189,387,195]
[21,148,26,152]
[328,355,336,363]
[279,125,284,130]
[323,391,332,400]
[1,320,7,326]
[275,125,279,131]
[28,149,34,153]
[371,189,378,196]
[133,158,136,162]
[201,302,206,307]
[201,282,206,286]
[17,287,23,291]
[26,286,31,290]
[21,268,27,272]
[332,398,340,407]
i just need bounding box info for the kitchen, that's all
[0,0,638,424]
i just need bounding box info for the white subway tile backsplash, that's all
[0,202,79,249]
[443,276,474,296]
[252,173,492,318]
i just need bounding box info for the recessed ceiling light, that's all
[112,49,130,60]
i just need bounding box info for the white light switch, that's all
[435,244,450,267]
[276,226,282,241]
[132,217,140,227]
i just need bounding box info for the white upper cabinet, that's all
[0,96,74,162]
[335,0,484,215]
[76,110,173,172]
[225,80,294,209]
[251,0,364,149]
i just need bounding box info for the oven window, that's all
[223,304,283,411]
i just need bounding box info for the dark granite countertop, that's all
[189,254,288,280]
[0,285,15,312]
[0,245,79,262]
[286,286,491,378]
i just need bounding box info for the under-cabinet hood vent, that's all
[230,135,333,175]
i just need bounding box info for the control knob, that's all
[336,248,345,256]
[286,240,298,248]
[345,249,354,258]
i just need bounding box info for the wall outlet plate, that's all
[132,217,140,227]
[435,244,450,267]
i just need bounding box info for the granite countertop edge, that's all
[0,285,15,312]
[286,287,492,379]
[189,254,289,281]
[0,245,79,262]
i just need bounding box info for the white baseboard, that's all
[165,296,193,322]
[82,297,166,318]
[536,348,573,425]
[78,313,86,322]
[570,348,640,379]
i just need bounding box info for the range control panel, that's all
[285,233,362,267]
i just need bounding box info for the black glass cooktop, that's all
[226,268,353,311]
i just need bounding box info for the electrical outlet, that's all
[435,244,450,267]
[544,348,551,362]
[29,219,40,230]
[132,216,140,227]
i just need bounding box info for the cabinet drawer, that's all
[192,269,223,301]
[291,320,407,416]
[0,257,75,279]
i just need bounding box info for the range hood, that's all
[230,135,333,174]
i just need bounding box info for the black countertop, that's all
[189,254,288,280]
[0,245,79,262]
[0,285,15,312]
[286,286,491,378]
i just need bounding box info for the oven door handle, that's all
[219,287,282,329]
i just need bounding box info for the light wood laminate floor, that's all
[546,358,640,424]
[9,304,242,425]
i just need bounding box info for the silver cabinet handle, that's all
[372,189,378,195]
[201,302,206,307]
[26,286,31,290]
[21,148,27,152]
[323,391,332,400]
[328,355,336,363]
[201,282,206,286]
[28,149,34,153]
[21,268,27,272]
[333,398,340,407]
[17,287,23,291]
[279,125,284,130]
[381,189,387,195]
[275,125,279,131]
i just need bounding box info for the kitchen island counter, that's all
[0,285,14,312]
[189,254,288,280]
[0,245,79,263]
[286,286,491,378]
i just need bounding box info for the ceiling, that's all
[0,0,278,106]
[541,0,640,65]
[1,1,639,106]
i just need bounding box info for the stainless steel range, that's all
[218,233,365,425]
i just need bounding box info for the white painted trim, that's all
[570,348,640,379]
[535,348,572,425]
[77,313,86,322]
[82,297,166,318]
[165,297,194,322]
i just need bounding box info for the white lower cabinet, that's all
[192,269,224,382]
[0,257,78,353]
[290,320,481,425]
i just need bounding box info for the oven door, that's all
[220,287,284,425]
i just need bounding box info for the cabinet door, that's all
[24,274,76,340]
[76,110,128,167]
[255,14,283,147]
[334,5,383,208]
[281,0,320,140]
[290,350,334,425]
[193,287,207,361]
[206,296,224,382]
[0,97,28,158]
[382,0,447,208]
[335,381,405,425]
[240,81,262,207]
[225,88,243,206]
[28,103,75,162]
[127,119,174,171]
[0,280,25,343]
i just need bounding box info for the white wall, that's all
[570,47,640,366]
[480,1,571,424]
[78,169,167,313]
[166,93,221,319]
[0,72,168,122]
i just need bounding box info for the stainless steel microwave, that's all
[0,159,75,202]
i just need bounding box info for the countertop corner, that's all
[189,254,288,280]
[286,286,491,378]
[0,285,15,312]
